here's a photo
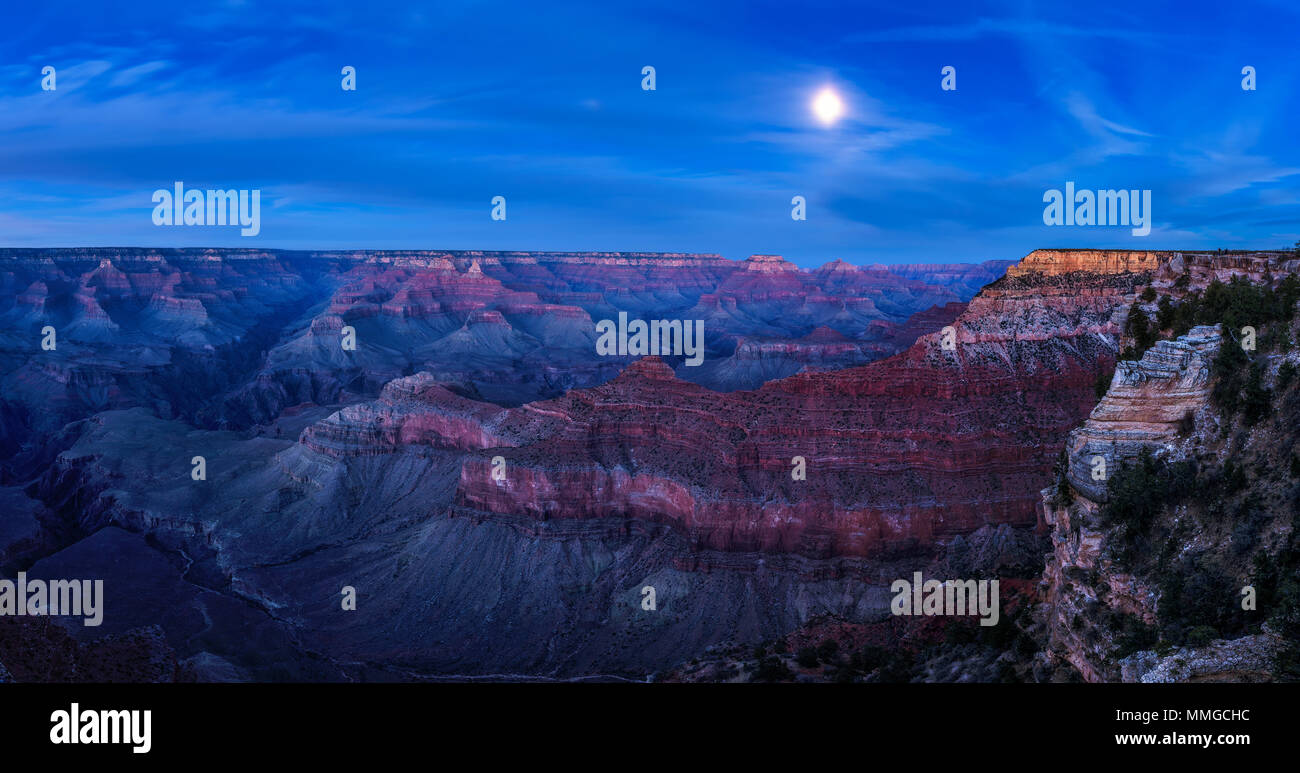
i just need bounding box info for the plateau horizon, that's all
[3,247,1295,269]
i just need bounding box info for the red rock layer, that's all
[311,250,1176,559]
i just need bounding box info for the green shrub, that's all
[1240,361,1273,426]
[1278,361,1297,392]
[1186,625,1218,647]
[1052,448,1074,505]
[1222,461,1248,493]
[1279,273,1300,319]
[851,645,887,672]
[1156,295,1176,330]
[1211,337,1249,415]
[1099,449,1199,549]
[1165,274,1299,342]
[753,656,794,682]
[875,651,914,683]
[1230,495,1269,557]
[1125,302,1157,357]
[1095,367,1114,399]
[1157,553,1247,645]
[1113,614,1158,657]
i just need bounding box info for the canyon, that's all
[0,246,1295,681]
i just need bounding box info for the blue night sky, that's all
[2,0,1298,266]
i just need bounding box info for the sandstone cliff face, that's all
[1155,251,1300,288]
[1007,249,1173,277]
[1063,327,1220,503]
[299,373,516,457]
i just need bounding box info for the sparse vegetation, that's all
[1123,302,1157,359]
[1221,460,1248,493]
[1094,366,1114,399]
[1211,334,1249,415]
[1251,523,1300,681]
[1167,274,1300,339]
[1240,360,1273,426]
[1156,294,1175,330]
[752,655,794,682]
[1098,449,1199,557]
[1278,361,1297,392]
[1112,613,1158,658]
[1186,625,1218,647]
[1157,553,1248,646]
[1051,448,1074,505]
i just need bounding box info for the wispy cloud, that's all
[108,60,171,88]
[843,16,1181,46]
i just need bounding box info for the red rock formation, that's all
[300,372,516,456]
[305,250,1185,560]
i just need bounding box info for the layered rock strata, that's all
[315,249,1162,560]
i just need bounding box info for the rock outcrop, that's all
[1063,326,1220,502]
[1038,327,1221,681]
[1007,249,1173,277]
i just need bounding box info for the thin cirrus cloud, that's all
[107,60,171,88]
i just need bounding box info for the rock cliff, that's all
[1036,258,1300,682]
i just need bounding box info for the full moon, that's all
[811,87,845,125]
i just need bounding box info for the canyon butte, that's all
[0,246,1297,683]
